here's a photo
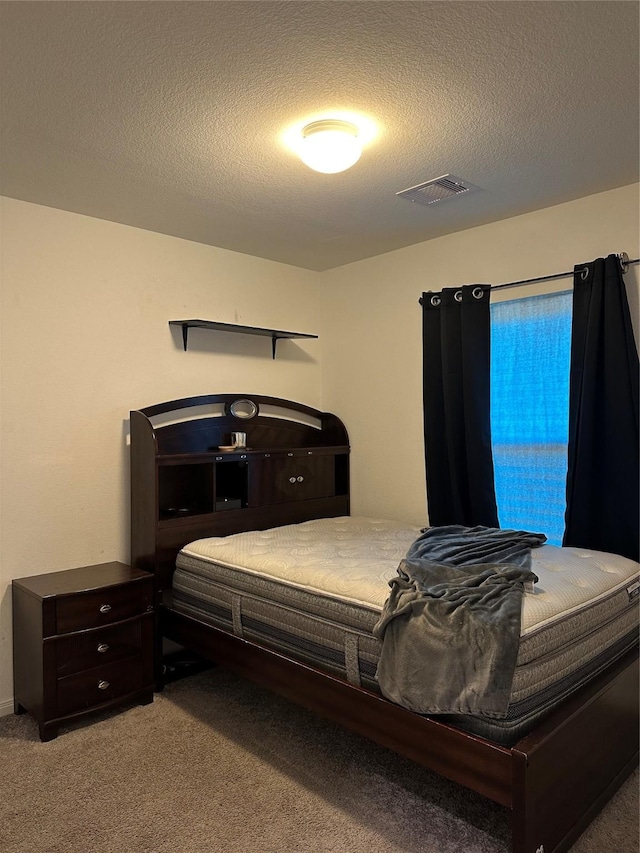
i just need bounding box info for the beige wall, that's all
[320,183,640,527]
[1,183,638,711]
[0,197,322,710]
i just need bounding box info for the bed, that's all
[130,394,639,853]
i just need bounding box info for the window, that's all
[490,291,572,544]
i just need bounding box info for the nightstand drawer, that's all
[54,615,152,677]
[57,655,147,717]
[55,580,153,634]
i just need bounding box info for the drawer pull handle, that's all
[297,476,304,482]
[98,680,110,690]
[289,477,296,484]
[99,604,112,614]
[97,643,110,653]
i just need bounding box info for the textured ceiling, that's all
[1,1,638,271]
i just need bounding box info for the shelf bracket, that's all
[271,336,277,359]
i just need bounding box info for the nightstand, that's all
[12,562,154,741]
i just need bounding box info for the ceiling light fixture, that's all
[299,120,362,174]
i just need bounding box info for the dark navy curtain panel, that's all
[563,254,640,561]
[421,284,499,527]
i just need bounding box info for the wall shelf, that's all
[169,319,318,359]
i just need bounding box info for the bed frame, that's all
[130,394,639,853]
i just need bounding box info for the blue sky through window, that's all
[490,291,572,544]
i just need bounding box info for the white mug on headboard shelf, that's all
[231,431,247,449]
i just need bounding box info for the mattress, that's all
[171,516,640,744]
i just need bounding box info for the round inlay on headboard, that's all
[228,398,259,419]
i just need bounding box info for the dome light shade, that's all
[299,120,361,174]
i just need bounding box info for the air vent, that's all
[396,174,479,206]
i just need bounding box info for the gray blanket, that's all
[373,525,546,718]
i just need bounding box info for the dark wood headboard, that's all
[130,394,350,590]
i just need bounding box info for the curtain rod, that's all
[419,253,639,305]
[492,252,639,292]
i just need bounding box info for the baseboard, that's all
[0,697,15,717]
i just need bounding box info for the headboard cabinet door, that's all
[249,455,335,506]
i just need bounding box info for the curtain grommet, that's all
[580,266,589,281]
[430,295,441,307]
[454,290,463,302]
[472,287,485,300]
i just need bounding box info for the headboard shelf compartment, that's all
[130,394,350,590]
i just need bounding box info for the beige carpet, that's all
[1,668,638,853]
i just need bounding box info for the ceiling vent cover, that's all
[396,174,479,206]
